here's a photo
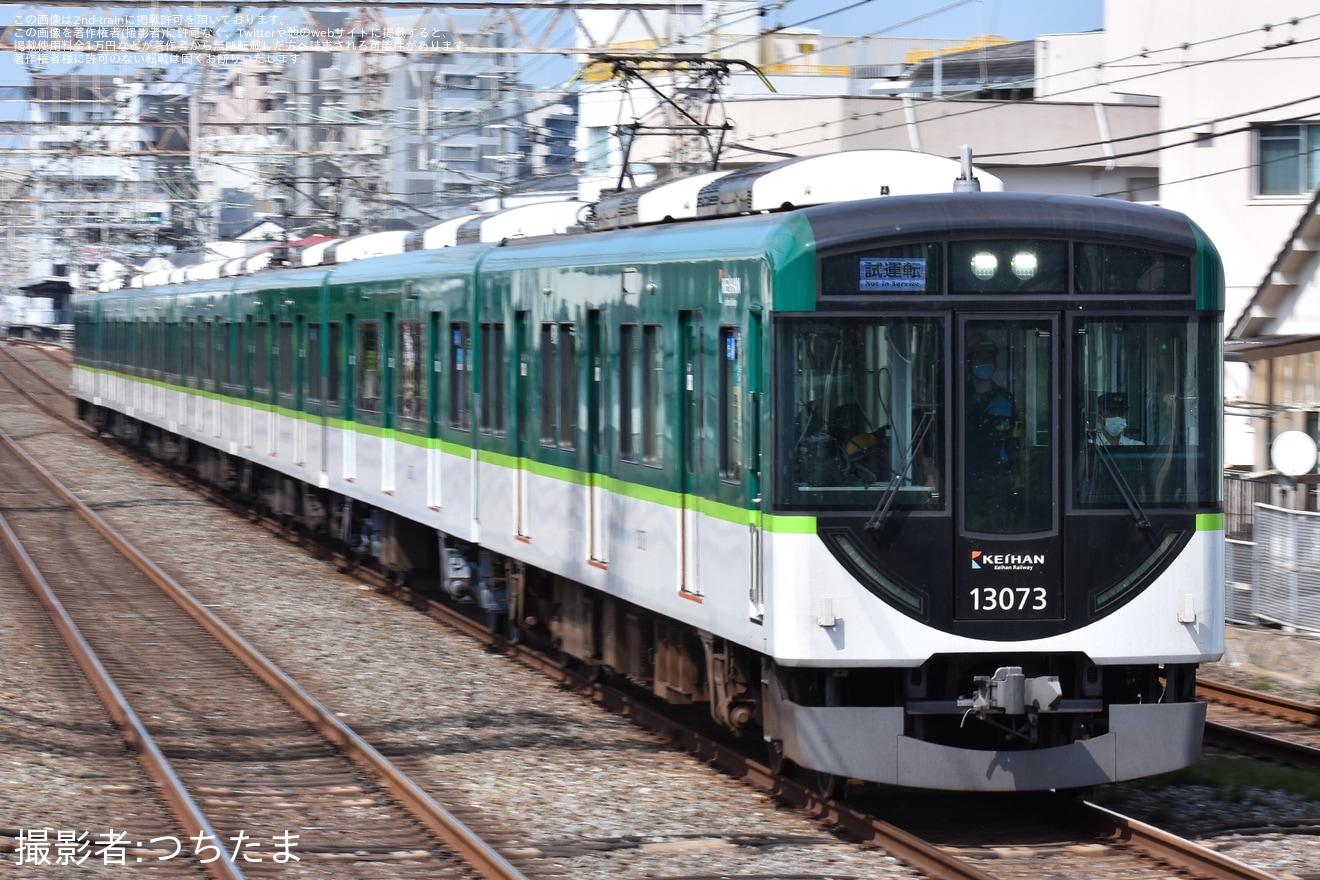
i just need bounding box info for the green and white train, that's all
[73,150,1225,792]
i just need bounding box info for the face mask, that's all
[972,363,996,381]
[1103,416,1127,436]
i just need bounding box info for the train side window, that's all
[397,320,425,422]
[720,327,742,482]
[539,323,577,450]
[357,320,381,414]
[620,324,640,462]
[450,321,471,429]
[480,322,505,435]
[278,321,294,397]
[643,324,664,466]
[184,322,195,384]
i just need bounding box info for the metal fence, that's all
[1225,503,1320,634]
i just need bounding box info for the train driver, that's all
[1094,392,1143,446]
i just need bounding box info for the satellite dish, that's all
[1271,430,1318,477]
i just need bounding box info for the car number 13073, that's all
[969,586,1049,612]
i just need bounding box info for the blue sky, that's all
[802,0,1103,41]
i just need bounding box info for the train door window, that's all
[643,324,664,466]
[398,320,425,423]
[720,327,742,482]
[201,321,213,387]
[357,320,381,414]
[450,321,471,429]
[962,319,1054,535]
[620,324,640,461]
[429,312,442,430]
[327,322,342,405]
[184,322,195,385]
[539,323,577,449]
[306,323,322,404]
[229,322,243,390]
[252,321,269,398]
[480,322,505,435]
[559,324,577,449]
[278,321,294,398]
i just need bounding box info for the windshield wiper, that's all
[1088,430,1151,529]
[866,410,935,532]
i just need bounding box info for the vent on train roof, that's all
[693,148,1002,219]
[591,170,732,231]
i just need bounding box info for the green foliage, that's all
[1158,757,1320,802]
[1245,676,1276,691]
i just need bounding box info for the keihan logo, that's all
[972,551,1047,571]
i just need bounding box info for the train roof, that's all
[801,191,1200,254]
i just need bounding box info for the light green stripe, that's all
[1197,512,1225,531]
[80,371,822,535]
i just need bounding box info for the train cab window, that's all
[397,320,425,423]
[1074,318,1222,509]
[821,242,942,295]
[450,322,471,429]
[950,240,1067,294]
[776,317,943,511]
[539,322,577,450]
[1075,245,1190,294]
[720,327,742,481]
[480,322,505,435]
[357,321,381,414]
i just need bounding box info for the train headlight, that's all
[970,251,998,279]
[1011,251,1038,279]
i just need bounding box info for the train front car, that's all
[765,192,1224,792]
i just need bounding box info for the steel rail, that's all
[1199,678,1320,727]
[1072,800,1283,880]
[0,456,245,880]
[0,424,528,880]
[1204,720,1320,768]
[390,585,1002,880]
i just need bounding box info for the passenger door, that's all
[954,315,1062,622]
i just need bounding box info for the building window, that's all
[1257,124,1320,196]
[585,126,610,175]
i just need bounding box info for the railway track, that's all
[0,345,1309,880]
[0,418,521,876]
[1199,678,1320,768]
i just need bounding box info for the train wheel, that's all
[766,740,796,777]
[812,770,842,800]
